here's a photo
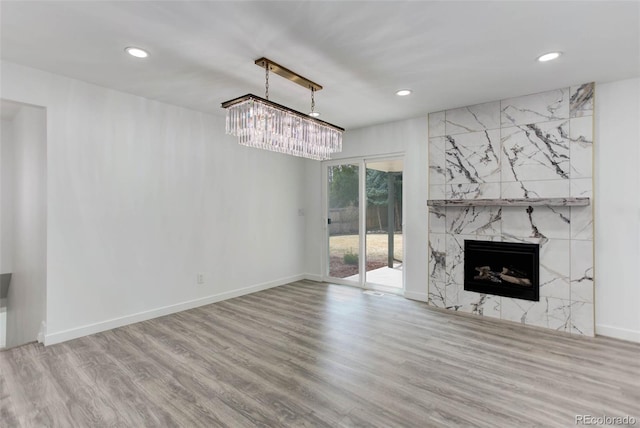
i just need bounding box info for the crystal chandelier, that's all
[221,58,344,161]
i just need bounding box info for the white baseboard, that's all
[44,274,307,346]
[596,324,640,343]
[303,273,323,282]
[404,290,429,303]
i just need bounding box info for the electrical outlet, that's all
[197,273,205,285]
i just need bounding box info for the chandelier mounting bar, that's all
[254,57,323,92]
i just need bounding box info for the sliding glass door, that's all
[325,157,404,290]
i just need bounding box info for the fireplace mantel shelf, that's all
[427,197,590,207]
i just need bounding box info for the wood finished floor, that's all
[1,281,639,427]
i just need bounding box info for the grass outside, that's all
[329,233,403,261]
[329,233,403,279]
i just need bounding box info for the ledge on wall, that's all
[427,197,590,207]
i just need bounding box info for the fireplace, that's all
[464,240,539,301]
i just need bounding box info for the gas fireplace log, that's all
[474,266,532,286]
[474,266,501,283]
[501,267,528,278]
[499,272,532,286]
[474,266,493,279]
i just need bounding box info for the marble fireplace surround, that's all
[427,82,595,336]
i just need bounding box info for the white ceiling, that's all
[1,1,639,130]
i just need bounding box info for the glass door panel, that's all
[365,159,403,289]
[327,164,360,281]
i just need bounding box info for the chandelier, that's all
[221,58,344,161]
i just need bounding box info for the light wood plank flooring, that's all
[1,281,639,427]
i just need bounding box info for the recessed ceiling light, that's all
[396,89,412,96]
[309,112,320,118]
[537,52,561,62]
[125,47,149,58]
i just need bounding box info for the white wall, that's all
[0,118,11,348]
[1,61,308,345]
[305,117,429,299]
[594,77,640,342]
[304,159,324,280]
[2,104,48,348]
[0,119,13,275]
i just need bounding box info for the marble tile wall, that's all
[427,82,595,336]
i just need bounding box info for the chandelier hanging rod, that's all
[254,57,323,92]
[221,93,344,132]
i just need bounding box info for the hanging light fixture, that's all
[221,58,344,161]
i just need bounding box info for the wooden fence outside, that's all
[329,205,402,235]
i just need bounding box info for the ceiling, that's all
[1,1,639,130]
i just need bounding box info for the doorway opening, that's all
[1,99,47,350]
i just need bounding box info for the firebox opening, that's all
[464,240,539,301]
